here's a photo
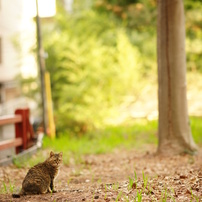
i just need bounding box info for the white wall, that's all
[0,0,37,160]
[0,0,24,82]
[0,0,40,83]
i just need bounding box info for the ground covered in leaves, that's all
[0,147,201,202]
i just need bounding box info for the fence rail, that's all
[0,115,22,126]
[0,108,35,154]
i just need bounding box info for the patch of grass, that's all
[0,181,16,194]
[14,117,201,167]
[161,187,168,202]
[190,117,202,146]
[13,150,47,168]
[190,188,200,202]
[128,170,138,190]
[135,189,142,201]
[112,182,119,191]
[142,171,148,191]
[2,182,7,193]
[116,191,122,201]
[42,119,158,165]
[43,117,201,163]
[128,176,134,190]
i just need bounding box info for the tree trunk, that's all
[157,0,198,155]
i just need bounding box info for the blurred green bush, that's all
[21,0,202,135]
[44,7,146,134]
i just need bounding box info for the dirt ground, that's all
[0,146,201,202]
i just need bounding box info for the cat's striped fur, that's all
[12,151,63,198]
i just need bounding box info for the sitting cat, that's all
[12,151,63,198]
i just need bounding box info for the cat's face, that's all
[48,151,63,167]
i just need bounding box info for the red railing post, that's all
[15,109,28,153]
[0,108,35,155]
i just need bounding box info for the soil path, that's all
[0,147,201,202]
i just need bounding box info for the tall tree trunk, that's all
[157,0,198,155]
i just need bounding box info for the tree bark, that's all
[157,0,198,155]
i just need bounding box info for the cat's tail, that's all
[12,189,24,198]
[12,193,21,198]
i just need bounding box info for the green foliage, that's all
[42,0,201,134]
[44,5,146,133]
[94,0,202,73]
[184,0,202,73]
[94,0,157,30]
[19,76,40,100]
[16,0,200,136]
[190,117,202,145]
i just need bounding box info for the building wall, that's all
[1,0,38,80]
[0,0,56,160]
[0,0,37,160]
[0,0,23,82]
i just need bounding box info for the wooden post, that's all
[36,0,47,134]
[15,109,28,153]
[45,72,56,139]
[0,108,35,154]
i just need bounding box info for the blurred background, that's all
[0,0,201,163]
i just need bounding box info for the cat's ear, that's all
[59,152,63,157]
[50,151,54,157]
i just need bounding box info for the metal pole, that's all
[36,0,47,134]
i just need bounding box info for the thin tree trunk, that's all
[157,0,198,155]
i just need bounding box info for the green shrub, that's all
[44,9,145,134]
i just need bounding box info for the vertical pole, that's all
[15,109,27,154]
[36,0,47,134]
[157,0,197,155]
[45,72,56,139]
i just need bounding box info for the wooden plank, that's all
[0,138,23,150]
[0,115,22,126]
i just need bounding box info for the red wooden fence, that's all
[0,108,36,154]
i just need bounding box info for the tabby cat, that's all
[12,151,63,198]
